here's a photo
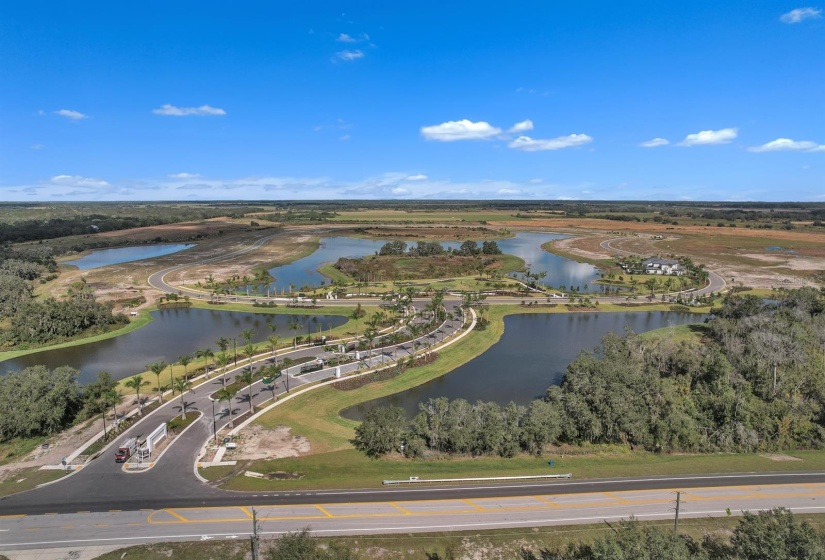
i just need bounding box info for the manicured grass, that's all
[0,467,68,498]
[641,322,708,344]
[541,240,614,270]
[317,263,352,284]
[0,312,153,362]
[220,447,825,492]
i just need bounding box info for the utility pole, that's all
[250,507,260,560]
[674,491,681,533]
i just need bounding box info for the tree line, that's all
[355,288,825,458]
[0,366,122,442]
[378,239,502,257]
[264,508,823,559]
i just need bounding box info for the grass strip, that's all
[0,467,68,498]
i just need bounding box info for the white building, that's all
[642,257,684,275]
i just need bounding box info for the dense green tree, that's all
[0,365,82,441]
[351,405,407,457]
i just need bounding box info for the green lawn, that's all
[0,436,47,467]
[0,467,68,498]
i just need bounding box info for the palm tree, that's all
[178,355,192,380]
[195,348,214,378]
[147,361,166,403]
[215,386,239,428]
[238,369,255,413]
[267,335,279,362]
[216,337,230,353]
[172,377,192,420]
[349,303,365,336]
[364,328,377,360]
[216,352,232,386]
[240,329,255,345]
[289,318,300,348]
[125,375,149,414]
[109,388,123,425]
[267,321,277,335]
[244,343,255,365]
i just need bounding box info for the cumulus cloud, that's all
[420,119,502,141]
[508,134,593,152]
[640,137,670,148]
[168,172,200,178]
[780,7,822,23]
[336,32,369,43]
[54,109,88,120]
[152,104,226,116]
[333,50,364,62]
[508,119,534,133]
[748,138,824,152]
[406,174,428,181]
[678,128,737,146]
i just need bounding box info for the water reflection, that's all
[265,232,599,292]
[64,244,196,270]
[0,309,346,384]
[343,311,706,420]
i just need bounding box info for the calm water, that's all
[343,311,707,420]
[0,309,346,384]
[63,244,196,270]
[265,233,599,292]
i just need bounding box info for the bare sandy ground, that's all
[231,424,310,461]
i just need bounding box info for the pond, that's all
[263,232,599,292]
[63,244,196,270]
[0,309,347,385]
[342,311,707,420]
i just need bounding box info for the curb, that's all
[121,411,204,474]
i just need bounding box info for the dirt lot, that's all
[231,424,310,460]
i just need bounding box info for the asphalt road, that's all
[4,478,825,552]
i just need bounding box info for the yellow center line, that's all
[390,502,412,515]
[532,496,560,508]
[59,525,74,529]
[165,509,189,522]
[462,499,485,512]
[604,492,632,505]
[316,505,334,518]
[240,506,255,519]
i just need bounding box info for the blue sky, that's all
[1,1,823,201]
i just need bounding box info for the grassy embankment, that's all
[93,513,825,560]
[0,467,68,499]
[205,302,798,492]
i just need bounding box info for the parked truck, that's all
[115,437,138,463]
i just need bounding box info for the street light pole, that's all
[211,399,217,443]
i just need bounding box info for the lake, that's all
[264,232,599,292]
[0,309,346,384]
[63,244,196,270]
[343,311,707,420]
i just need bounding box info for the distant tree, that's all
[124,374,149,414]
[481,240,502,255]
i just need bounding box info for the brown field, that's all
[359,225,508,240]
[508,218,825,289]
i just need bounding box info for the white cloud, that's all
[168,172,200,179]
[54,109,88,120]
[336,33,356,42]
[497,188,521,195]
[152,104,226,116]
[780,7,822,23]
[748,138,823,152]
[51,174,111,188]
[508,119,534,133]
[640,137,670,148]
[508,134,593,151]
[420,119,502,141]
[678,128,737,146]
[529,178,543,184]
[333,50,364,62]
[406,174,428,181]
[339,134,351,141]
